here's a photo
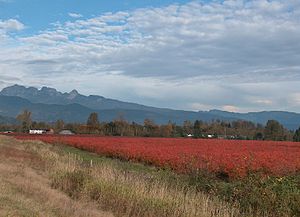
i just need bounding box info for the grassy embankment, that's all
[0,135,299,217]
[0,136,113,217]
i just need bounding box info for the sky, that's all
[0,0,300,113]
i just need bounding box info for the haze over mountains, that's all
[0,84,300,130]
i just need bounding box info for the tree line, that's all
[1,110,300,142]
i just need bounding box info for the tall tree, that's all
[293,127,300,142]
[193,120,202,138]
[87,113,100,128]
[87,112,100,133]
[114,115,129,136]
[144,119,159,137]
[160,122,173,137]
[183,120,193,135]
[16,109,32,132]
[264,120,285,141]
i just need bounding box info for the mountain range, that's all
[0,84,299,130]
[0,114,17,125]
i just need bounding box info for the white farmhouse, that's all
[29,129,46,135]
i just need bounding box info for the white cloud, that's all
[222,105,240,113]
[253,99,273,106]
[1,0,300,112]
[68,13,83,18]
[0,19,24,32]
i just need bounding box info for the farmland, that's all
[10,134,300,216]
[0,135,239,217]
[14,135,300,179]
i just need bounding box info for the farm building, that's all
[29,129,54,135]
[29,129,46,135]
[59,130,74,135]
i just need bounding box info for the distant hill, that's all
[0,85,233,124]
[0,95,94,123]
[0,114,17,125]
[0,95,230,124]
[0,84,168,112]
[0,85,300,130]
[209,110,300,131]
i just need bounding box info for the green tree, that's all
[193,120,202,138]
[293,127,300,142]
[254,132,264,140]
[183,120,193,136]
[16,109,32,133]
[264,120,285,141]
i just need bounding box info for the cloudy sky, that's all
[1,0,300,113]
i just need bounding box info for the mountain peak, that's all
[41,86,57,92]
[1,84,26,92]
[69,89,79,95]
[39,86,63,98]
[11,84,24,89]
[68,89,79,99]
[0,84,38,96]
[0,85,87,103]
[0,84,64,103]
[41,86,60,94]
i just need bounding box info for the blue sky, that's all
[0,0,191,35]
[1,0,300,113]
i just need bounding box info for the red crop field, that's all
[14,134,300,178]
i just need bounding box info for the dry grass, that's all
[0,136,113,217]
[80,164,241,217]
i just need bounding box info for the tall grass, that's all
[50,152,241,217]
[0,136,112,217]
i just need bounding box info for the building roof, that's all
[59,130,74,135]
